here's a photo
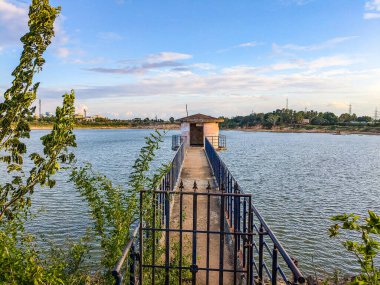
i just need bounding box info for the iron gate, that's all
[138,183,254,285]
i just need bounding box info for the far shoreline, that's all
[30,125,380,136]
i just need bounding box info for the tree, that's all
[264,113,280,128]
[0,1,90,283]
[169,116,175,123]
[322,112,338,125]
[339,113,353,123]
[310,116,326,125]
[0,0,76,222]
[357,116,373,122]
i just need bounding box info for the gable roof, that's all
[177,113,224,123]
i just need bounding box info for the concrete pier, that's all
[170,147,238,284]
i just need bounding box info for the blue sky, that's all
[1,0,380,119]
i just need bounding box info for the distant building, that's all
[75,114,84,120]
[177,113,224,148]
[302,119,310,124]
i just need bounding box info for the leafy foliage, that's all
[220,108,378,129]
[329,211,380,285]
[0,0,76,222]
[70,130,172,281]
[0,1,94,284]
[0,218,93,284]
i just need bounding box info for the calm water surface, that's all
[3,129,379,276]
[220,130,380,275]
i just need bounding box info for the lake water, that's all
[2,129,379,276]
[219,130,380,276]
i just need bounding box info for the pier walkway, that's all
[170,147,236,284]
[112,137,305,285]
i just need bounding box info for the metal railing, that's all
[206,135,226,149]
[172,135,186,150]
[112,138,187,284]
[204,138,305,285]
[139,185,254,285]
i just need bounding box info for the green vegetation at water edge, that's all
[220,109,380,133]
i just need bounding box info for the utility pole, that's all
[286,98,289,110]
[375,107,378,122]
[349,103,352,115]
[84,108,87,118]
[186,104,188,117]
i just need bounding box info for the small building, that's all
[177,113,224,148]
[74,114,84,120]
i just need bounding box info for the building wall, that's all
[181,122,220,148]
[180,122,190,147]
[203,123,219,148]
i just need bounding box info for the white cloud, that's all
[365,0,380,11]
[56,47,70,58]
[364,0,380,19]
[98,32,123,41]
[32,64,380,118]
[364,12,380,19]
[308,55,355,69]
[191,63,216,70]
[280,0,314,5]
[75,104,88,115]
[326,101,349,110]
[237,42,258,48]
[0,0,28,51]
[217,41,260,53]
[273,36,357,53]
[271,61,304,71]
[146,52,192,63]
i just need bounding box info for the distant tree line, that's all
[28,115,177,127]
[220,109,377,129]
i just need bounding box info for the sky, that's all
[0,0,380,119]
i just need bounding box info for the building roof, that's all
[177,113,224,123]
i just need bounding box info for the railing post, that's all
[130,243,136,285]
[292,257,299,285]
[259,224,264,285]
[139,192,143,284]
[219,183,225,285]
[191,181,198,285]
[272,245,278,285]
[164,191,170,285]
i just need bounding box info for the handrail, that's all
[112,226,139,284]
[205,135,226,149]
[204,137,305,284]
[112,137,187,284]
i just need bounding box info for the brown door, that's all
[190,123,204,146]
